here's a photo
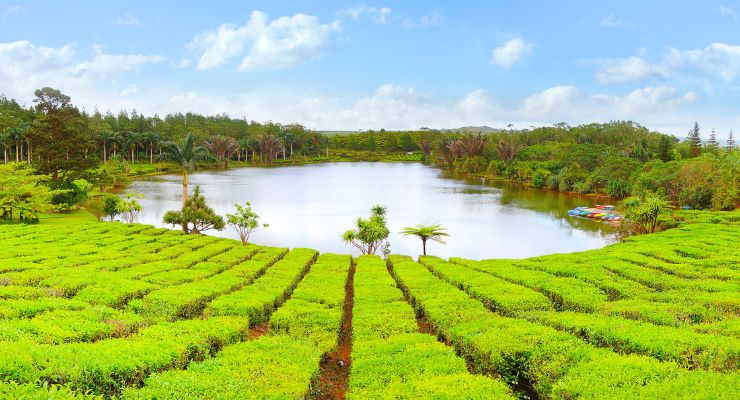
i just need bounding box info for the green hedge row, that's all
[347,255,513,399]
[523,310,740,371]
[0,316,249,397]
[450,257,608,312]
[204,248,316,323]
[387,256,740,399]
[419,256,553,315]
[0,305,145,344]
[127,253,350,399]
[133,247,287,321]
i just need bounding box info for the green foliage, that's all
[531,168,551,189]
[606,178,630,198]
[116,192,144,224]
[102,193,121,221]
[342,205,390,255]
[225,201,268,245]
[623,193,670,234]
[25,88,96,179]
[0,163,57,222]
[163,186,224,234]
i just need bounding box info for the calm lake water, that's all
[123,162,620,259]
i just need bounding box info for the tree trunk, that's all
[16,144,19,162]
[182,171,188,208]
[422,239,427,256]
[103,142,107,163]
[290,142,293,156]
[149,144,153,163]
[27,144,31,165]
[3,147,7,164]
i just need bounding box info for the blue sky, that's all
[1,1,739,137]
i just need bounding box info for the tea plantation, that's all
[0,212,738,399]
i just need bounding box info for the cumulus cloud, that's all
[596,57,670,83]
[188,10,341,71]
[665,43,740,82]
[491,38,532,68]
[595,42,740,84]
[151,83,699,135]
[714,6,738,20]
[0,40,163,109]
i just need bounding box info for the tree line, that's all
[1,87,738,223]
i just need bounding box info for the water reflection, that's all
[123,162,620,259]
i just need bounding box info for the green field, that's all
[0,213,738,399]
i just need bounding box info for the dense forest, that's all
[1,87,738,222]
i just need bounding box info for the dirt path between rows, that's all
[314,262,355,399]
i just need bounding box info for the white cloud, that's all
[341,5,392,24]
[522,85,696,124]
[188,10,341,71]
[2,5,22,18]
[665,43,740,82]
[596,57,670,83]
[491,38,532,69]
[714,6,738,20]
[110,13,141,26]
[595,43,740,84]
[151,83,700,135]
[0,40,163,110]
[600,14,629,28]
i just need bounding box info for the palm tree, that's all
[257,134,284,165]
[449,134,487,158]
[494,137,524,165]
[400,224,449,256]
[0,130,10,164]
[9,126,24,162]
[204,135,238,167]
[98,130,118,163]
[141,131,160,164]
[121,131,141,163]
[161,133,208,208]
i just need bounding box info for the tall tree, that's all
[161,133,207,207]
[25,88,94,179]
[400,224,449,256]
[89,114,114,163]
[204,135,238,167]
[707,129,719,152]
[688,121,701,158]
[658,134,673,162]
[256,134,284,165]
[728,130,735,152]
[0,130,11,164]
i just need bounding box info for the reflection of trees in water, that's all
[440,172,622,238]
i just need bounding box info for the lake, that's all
[123,162,620,259]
